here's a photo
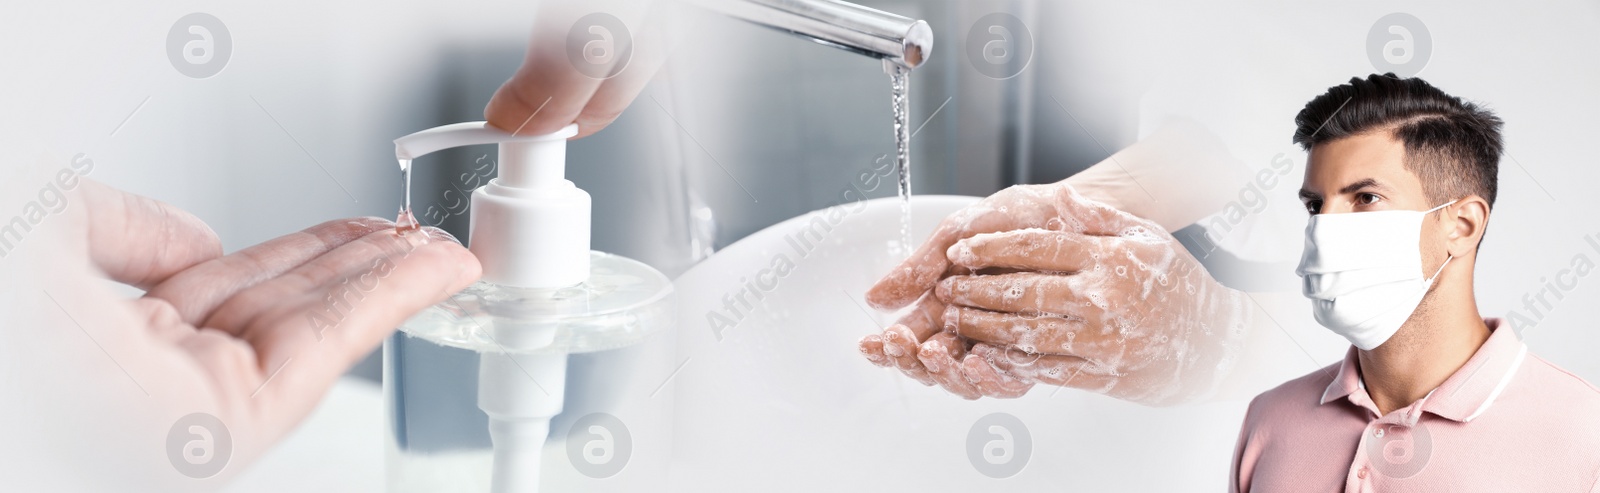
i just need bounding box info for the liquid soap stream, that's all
[396,158,419,234]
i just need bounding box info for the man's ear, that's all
[1444,195,1490,257]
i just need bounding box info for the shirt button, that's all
[1374,427,1385,438]
[1358,468,1369,479]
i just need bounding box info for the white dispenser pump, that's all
[387,121,674,493]
[395,122,588,288]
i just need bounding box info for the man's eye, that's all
[1357,193,1381,205]
[1304,200,1321,215]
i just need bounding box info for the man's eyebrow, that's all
[1298,189,1320,201]
[1338,178,1386,195]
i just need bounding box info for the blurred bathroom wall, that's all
[0,0,1018,282]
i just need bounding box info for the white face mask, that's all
[1295,200,1456,350]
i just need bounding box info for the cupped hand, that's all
[862,184,1142,311]
[857,183,1143,399]
[858,290,1034,399]
[72,180,480,462]
[857,182,1248,403]
[939,222,1249,405]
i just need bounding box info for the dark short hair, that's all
[1293,73,1503,207]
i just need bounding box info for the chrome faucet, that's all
[688,0,933,70]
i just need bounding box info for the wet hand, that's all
[857,291,1035,399]
[857,183,1141,399]
[856,182,1248,403]
[939,223,1249,405]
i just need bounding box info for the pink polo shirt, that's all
[1231,318,1600,492]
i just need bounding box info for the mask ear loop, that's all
[1424,199,1459,214]
[1426,255,1453,283]
[1423,198,1459,283]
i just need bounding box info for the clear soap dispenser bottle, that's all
[382,122,675,493]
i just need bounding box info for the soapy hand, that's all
[858,182,1248,404]
[858,183,1134,398]
[858,290,1034,399]
[863,183,1145,311]
[939,224,1250,405]
[58,180,480,466]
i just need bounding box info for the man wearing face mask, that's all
[1230,74,1600,492]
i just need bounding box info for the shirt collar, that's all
[1319,318,1528,423]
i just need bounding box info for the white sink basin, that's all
[233,195,1256,492]
[667,195,1252,491]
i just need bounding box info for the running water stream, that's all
[888,64,912,256]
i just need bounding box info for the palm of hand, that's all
[51,181,479,464]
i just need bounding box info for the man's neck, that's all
[1357,279,1492,416]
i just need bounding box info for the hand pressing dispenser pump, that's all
[384,122,675,493]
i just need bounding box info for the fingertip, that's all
[934,277,958,304]
[969,344,1014,372]
[83,183,226,288]
[858,335,889,367]
[941,304,961,332]
[483,82,527,134]
[484,78,575,138]
[946,237,980,269]
[885,324,914,340]
[863,277,910,311]
[960,352,998,376]
[917,338,945,371]
[881,339,905,358]
[890,326,924,362]
[444,244,483,292]
[572,125,603,140]
[859,333,883,346]
[867,248,950,310]
[396,228,481,294]
[971,352,1007,377]
[190,215,225,259]
[958,356,991,390]
[969,342,997,359]
[961,351,1031,397]
[572,109,620,139]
